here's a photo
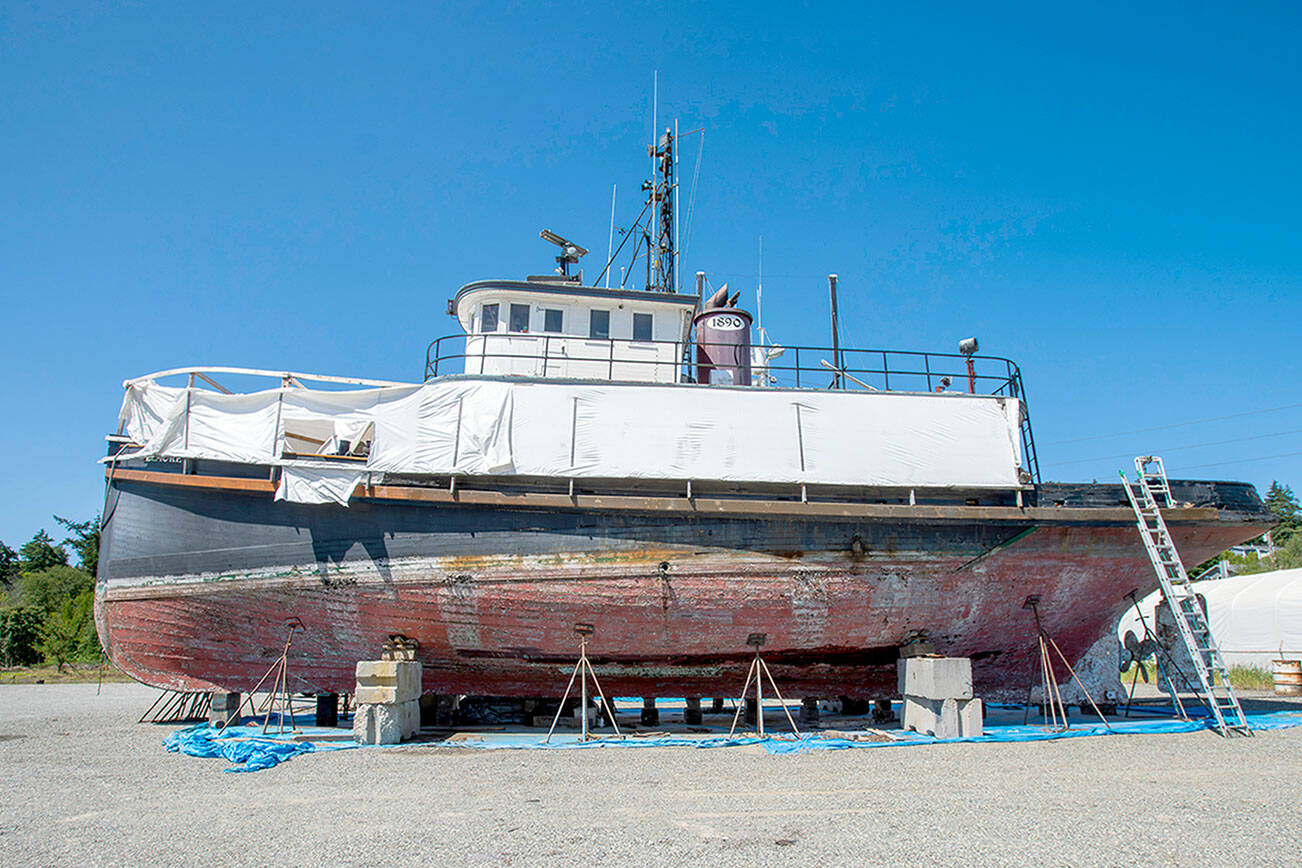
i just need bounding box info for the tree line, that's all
[1219,481,1302,575]
[0,517,100,669]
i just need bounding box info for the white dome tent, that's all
[1120,567,1302,670]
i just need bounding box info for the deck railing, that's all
[424,334,1041,483]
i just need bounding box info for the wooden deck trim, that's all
[107,467,1226,524]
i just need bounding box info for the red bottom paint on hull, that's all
[96,523,1254,701]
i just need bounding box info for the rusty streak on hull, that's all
[94,472,1272,701]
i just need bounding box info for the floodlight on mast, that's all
[959,336,979,392]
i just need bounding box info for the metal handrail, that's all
[425,333,1021,394]
[125,366,415,390]
[422,331,1041,483]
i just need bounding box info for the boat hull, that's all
[95,473,1271,701]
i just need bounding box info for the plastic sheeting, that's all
[116,376,1026,502]
[162,721,358,773]
[275,466,366,506]
[444,710,1302,754]
[161,709,1302,771]
[1120,569,1302,669]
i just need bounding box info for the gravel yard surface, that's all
[3,682,1301,866]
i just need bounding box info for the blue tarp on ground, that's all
[162,708,1302,772]
[764,710,1302,754]
[443,709,1302,753]
[162,716,360,773]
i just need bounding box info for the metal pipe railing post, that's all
[827,274,842,389]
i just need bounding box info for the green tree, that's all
[55,515,99,577]
[12,565,93,616]
[1223,527,1302,576]
[1,523,103,671]
[18,530,67,572]
[0,542,17,587]
[0,605,43,666]
[37,588,96,671]
[1265,481,1300,544]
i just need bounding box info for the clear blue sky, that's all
[2,2,1300,549]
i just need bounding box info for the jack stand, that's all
[727,633,801,738]
[545,624,622,744]
[258,619,304,735]
[1023,597,1110,732]
[217,619,303,735]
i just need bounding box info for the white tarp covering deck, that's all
[116,377,1025,503]
[1119,568,1302,669]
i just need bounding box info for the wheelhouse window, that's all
[589,309,610,340]
[632,312,653,342]
[543,308,563,333]
[509,303,530,333]
[480,303,499,333]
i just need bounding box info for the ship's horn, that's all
[707,285,730,309]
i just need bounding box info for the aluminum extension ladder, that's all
[1120,456,1250,736]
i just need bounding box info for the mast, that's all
[674,118,680,293]
[645,125,676,292]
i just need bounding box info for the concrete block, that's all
[353,704,401,744]
[641,697,659,726]
[208,692,241,727]
[419,693,439,726]
[354,659,422,704]
[684,697,703,725]
[959,697,982,737]
[353,699,421,744]
[400,698,420,739]
[902,696,982,738]
[897,656,973,700]
[315,693,339,727]
[872,699,897,723]
[799,697,820,725]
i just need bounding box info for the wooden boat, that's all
[94,130,1273,703]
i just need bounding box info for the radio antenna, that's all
[651,71,657,199]
[605,184,616,288]
[674,117,680,293]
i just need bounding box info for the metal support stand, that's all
[727,633,801,738]
[138,690,211,724]
[1023,597,1111,732]
[545,624,622,744]
[216,619,303,734]
[257,620,303,735]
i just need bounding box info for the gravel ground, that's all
[2,683,1301,866]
